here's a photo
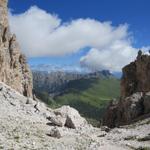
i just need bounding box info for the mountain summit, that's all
[0,0,33,97]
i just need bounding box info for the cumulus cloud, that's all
[9,6,147,72]
[80,42,137,72]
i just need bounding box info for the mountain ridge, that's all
[33,69,113,97]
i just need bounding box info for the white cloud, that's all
[9,6,147,72]
[80,44,137,72]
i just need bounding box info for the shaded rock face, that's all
[103,92,144,128]
[104,52,150,128]
[0,0,33,97]
[121,53,150,98]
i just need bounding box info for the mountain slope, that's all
[53,78,120,123]
[34,73,120,125]
[0,81,149,150]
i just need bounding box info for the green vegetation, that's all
[36,77,120,126]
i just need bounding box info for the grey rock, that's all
[49,127,62,138]
[48,115,66,127]
[54,106,88,129]
[104,52,150,128]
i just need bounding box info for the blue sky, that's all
[29,47,89,66]
[8,0,150,72]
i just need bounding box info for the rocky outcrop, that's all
[104,51,150,128]
[0,0,33,97]
[121,50,150,98]
[103,92,150,127]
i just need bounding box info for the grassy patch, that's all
[53,78,120,124]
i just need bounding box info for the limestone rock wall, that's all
[104,51,150,127]
[121,53,150,98]
[0,0,33,97]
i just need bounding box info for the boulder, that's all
[47,106,88,129]
[49,127,63,138]
[54,106,88,129]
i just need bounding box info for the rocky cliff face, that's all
[104,51,150,127]
[0,0,33,97]
[121,51,150,98]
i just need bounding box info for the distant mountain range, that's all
[32,67,120,125]
[32,69,113,97]
[31,64,122,78]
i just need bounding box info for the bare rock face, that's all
[0,0,33,97]
[121,51,150,98]
[104,51,150,128]
[103,92,145,127]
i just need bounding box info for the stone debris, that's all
[0,81,149,150]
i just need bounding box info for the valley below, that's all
[32,70,120,125]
